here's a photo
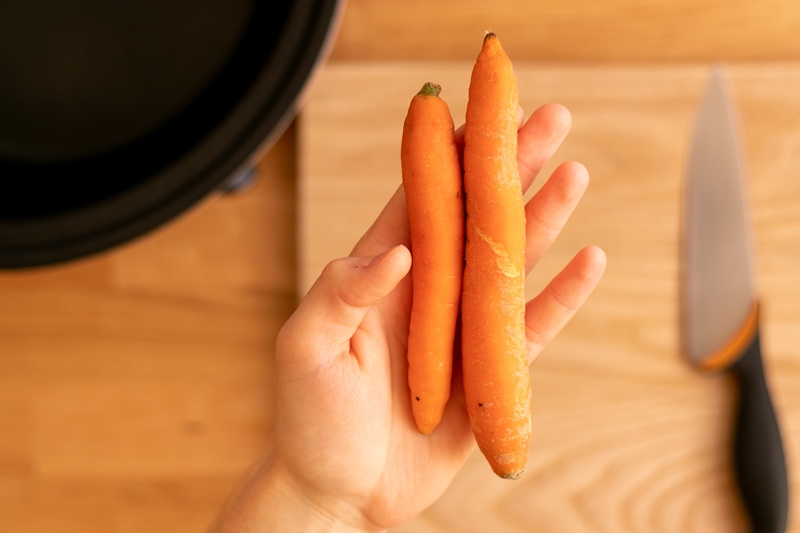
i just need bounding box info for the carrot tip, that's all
[418,82,442,97]
[498,470,524,480]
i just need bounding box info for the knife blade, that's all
[681,67,789,533]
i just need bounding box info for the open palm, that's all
[267,103,606,532]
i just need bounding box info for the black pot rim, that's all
[0,0,343,269]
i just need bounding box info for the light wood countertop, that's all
[300,60,800,533]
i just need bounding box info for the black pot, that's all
[0,0,343,268]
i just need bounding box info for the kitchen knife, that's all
[681,68,789,533]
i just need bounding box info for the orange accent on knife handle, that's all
[697,303,760,372]
[729,327,789,533]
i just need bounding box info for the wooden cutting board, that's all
[299,62,800,532]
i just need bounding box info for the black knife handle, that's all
[730,329,789,533]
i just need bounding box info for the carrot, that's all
[461,33,530,479]
[401,82,464,434]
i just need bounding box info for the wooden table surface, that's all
[300,60,800,533]
[2,2,800,532]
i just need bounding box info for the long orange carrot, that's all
[401,82,464,434]
[461,33,530,479]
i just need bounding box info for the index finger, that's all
[350,185,409,258]
[516,103,572,193]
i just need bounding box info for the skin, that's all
[208,103,607,533]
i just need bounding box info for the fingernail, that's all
[363,246,396,267]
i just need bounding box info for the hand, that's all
[209,104,607,532]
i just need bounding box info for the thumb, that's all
[280,245,412,357]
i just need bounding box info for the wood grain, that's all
[299,62,800,532]
[0,124,297,533]
[330,0,800,62]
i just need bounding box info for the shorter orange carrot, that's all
[401,82,464,434]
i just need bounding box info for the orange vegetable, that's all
[401,82,465,434]
[461,33,530,479]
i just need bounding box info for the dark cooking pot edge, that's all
[0,0,344,269]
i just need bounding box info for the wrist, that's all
[267,457,377,533]
[210,453,383,533]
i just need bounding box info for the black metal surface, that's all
[0,0,341,268]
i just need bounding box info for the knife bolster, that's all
[697,302,760,372]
